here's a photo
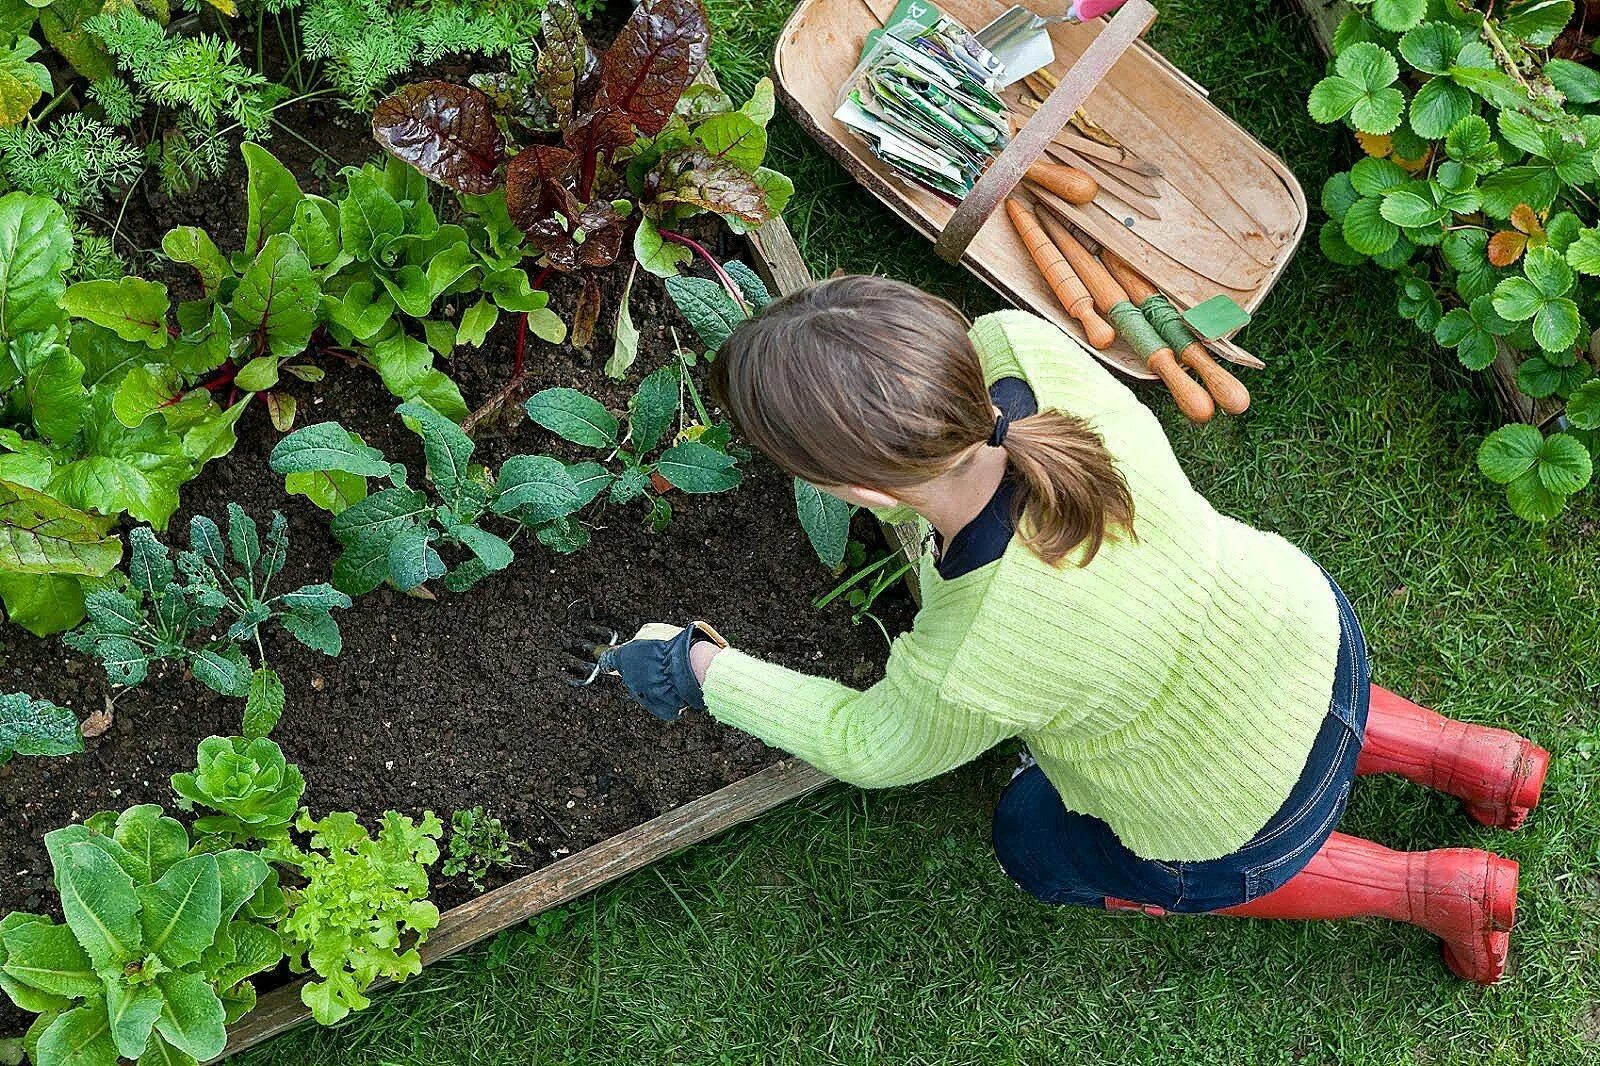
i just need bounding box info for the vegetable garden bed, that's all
[0,124,892,1057]
[0,1,912,1060]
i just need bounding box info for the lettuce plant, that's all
[0,805,287,1066]
[172,736,308,847]
[65,504,351,737]
[1309,1,1600,518]
[276,809,443,1025]
[371,0,790,343]
[270,398,603,593]
[0,691,81,765]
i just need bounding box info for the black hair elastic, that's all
[988,413,1011,447]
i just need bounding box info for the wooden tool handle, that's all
[1024,162,1098,205]
[1038,214,1214,423]
[1006,199,1116,349]
[1035,211,1126,313]
[1100,252,1251,415]
[1148,350,1216,424]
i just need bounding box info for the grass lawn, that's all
[241,0,1600,1062]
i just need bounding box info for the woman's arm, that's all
[696,643,1015,788]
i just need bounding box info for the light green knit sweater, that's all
[703,310,1341,861]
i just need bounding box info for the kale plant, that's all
[172,735,308,847]
[65,504,351,737]
[270,398,602,593]
[1309,0,1600,518]
[371,0,790,343]
[0,691,81,766]
[0,804,288,1066]
[440,806,521,891]
[276,809,443,1025]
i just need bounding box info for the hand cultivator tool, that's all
[561,605,624,688]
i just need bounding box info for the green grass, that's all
[240,1,1600,1062]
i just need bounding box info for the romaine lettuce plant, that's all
[371,0,789,346]
[1309,0,1600,518]
[270,398,604,593]
[0,804,287,1066]
[172,736,308,847]
[64,504,351,738]
[275,809,443,1025]
[0,690,82,766]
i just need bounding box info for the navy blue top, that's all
[933,377,1037,580]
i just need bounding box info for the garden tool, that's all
[562,621,625,688]
[1099,250,1250,415]
[977,0,1135,86]
[1033,209,1215,422]
[1356,685,1549,830]
[1007,196,1115,348]
[1106,834,1520,985]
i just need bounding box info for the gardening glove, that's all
[604,621,728,722]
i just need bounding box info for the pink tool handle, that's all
[1070,0,1131,20]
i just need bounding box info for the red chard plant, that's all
[371,0,789,353]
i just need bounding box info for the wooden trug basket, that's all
[773,0,1307,379]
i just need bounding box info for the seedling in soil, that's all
[814,541,915,646]
[64,504,351,738]
[441,806,525,891]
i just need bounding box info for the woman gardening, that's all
[586,275,1548,984]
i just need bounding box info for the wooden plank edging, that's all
[214,759,832,1060]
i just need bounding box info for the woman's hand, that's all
[604,622,727,721]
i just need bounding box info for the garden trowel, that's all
[977,0,1134,87]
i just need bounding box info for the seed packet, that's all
[834,0,1010,199]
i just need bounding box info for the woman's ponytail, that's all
[998,411,1134,567]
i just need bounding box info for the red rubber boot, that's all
[1213,832,1518,984]
[1358,684,1549,830]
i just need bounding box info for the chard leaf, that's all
[0,477,122,576]
[242,142,303,256]
[62,278,170,347]
[0,192,73,340]
[534,0,593,129]
[0,37,50,126]
[162,226,231,297]
[112,365,185,428]
[338,171,405,262]
[372,81,505,195]
[651,147,769,224]
[594,0,709,139]
[232,234,318,360]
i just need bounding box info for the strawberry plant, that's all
[275,809,443,1025]
[371,0,789,347]
[0,691,81,765]
[0,804,288,1066]
[64,504,351,738]
[1309,0,1600,519]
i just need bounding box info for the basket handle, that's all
[932,0,1157,264]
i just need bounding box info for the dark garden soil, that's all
[0,89,912,1034]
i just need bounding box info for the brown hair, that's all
[711,275,1134,566]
